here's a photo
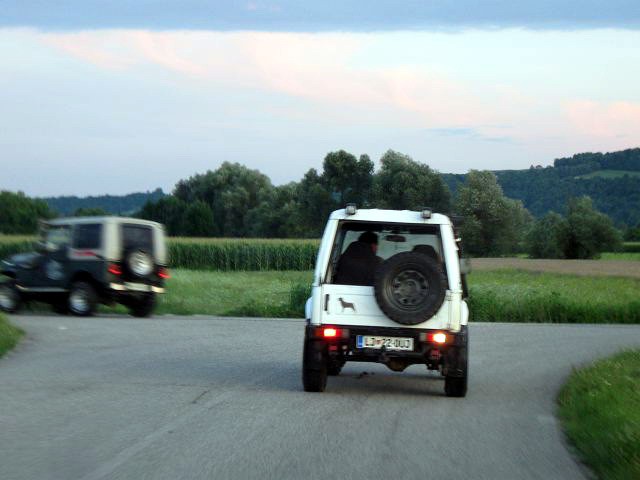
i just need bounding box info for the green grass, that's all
[156,270,313,317]
[469,270,640,323]
[600,252,640,261]
[138,269,640,322]
[0,313,24,358]
[576,169,640,179]
[558,350,640,480]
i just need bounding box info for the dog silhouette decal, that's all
[338,297,356,312]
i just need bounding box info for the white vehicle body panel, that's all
[309,208,468,332]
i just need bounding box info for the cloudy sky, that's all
[2,1,640,196]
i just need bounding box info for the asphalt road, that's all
[2,316,640,480]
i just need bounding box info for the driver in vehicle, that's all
[334,231,382,286]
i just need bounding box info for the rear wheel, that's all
[444,335,468,398]
[68,281,97,317]
[128,294,156,318]
[302,337,328,392]
[0,283,21,313]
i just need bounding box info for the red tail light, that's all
[312,326,349,339]
[108,263,122,275]
[323,328,338,338]
[158,267,170,279]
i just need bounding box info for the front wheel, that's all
[0,283,22,313]
[302,337,328,392]
[68,281,97,317]
[128,294,156,318]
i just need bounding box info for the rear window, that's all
[73,224,102,249]
[122,224,153,252]
[328,221,443,285]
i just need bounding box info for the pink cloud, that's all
[565,100,640,139]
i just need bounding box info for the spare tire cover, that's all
[127,249,154,277]
[374,252,447,325]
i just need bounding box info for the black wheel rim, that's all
[390,269,429,308]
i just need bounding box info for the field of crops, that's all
[168,238,319,271]
[0,235,320,271]
[1,236,638,273]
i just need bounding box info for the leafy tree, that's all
[294,168,336,237]
[183,201,217,237]
[174,162,273,237]
[73,207,108,217]
[0,191,55,234]
[624,224,640,241]
[563,196,622,259]
[455,170,531,256]
[322,151,374,205]
[138,196,189,236]
[372,150,450,212]
[527,212,568,258]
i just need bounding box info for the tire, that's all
[0,283,22,313]
[302,337,328,392]
[374,252,447,325]
[445,329,469,398]
[126,249,154,279]
[128,294,155,318]
[68,281,97,317]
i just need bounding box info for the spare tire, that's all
[126,249,154,278]
[374,252,447,325]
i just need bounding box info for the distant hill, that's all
[42,188,166,216]
[443,148,640,226]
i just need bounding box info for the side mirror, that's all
[459,258,472,274]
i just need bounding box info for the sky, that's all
[1,1,640,196]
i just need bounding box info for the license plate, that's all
[356,335,414,351]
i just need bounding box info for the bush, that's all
[527,212,567,258]
[527,196,622,259]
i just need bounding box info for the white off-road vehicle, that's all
[302,205,470,397]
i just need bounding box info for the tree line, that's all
[0,149,631,258]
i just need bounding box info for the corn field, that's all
[167,238,319,271]
[0,235,320,271]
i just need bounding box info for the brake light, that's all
[158,267,170,279]
[323,328,338,338]
[108,264,122,275]
[432,333,447,344]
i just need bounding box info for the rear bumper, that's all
[108,282,165,294]
[306,324,467,366]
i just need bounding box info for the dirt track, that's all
[472,258,640,278]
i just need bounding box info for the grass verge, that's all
[558,350,640,480]
[0,313,24,358]
[469,270,640,323]
[149,269,640,322]
[156,270,312,317]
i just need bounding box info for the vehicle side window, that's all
[44,226,71,249]
[73,224,102,249]
[122,225,153,251]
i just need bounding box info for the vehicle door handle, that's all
[324,294,329,313]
